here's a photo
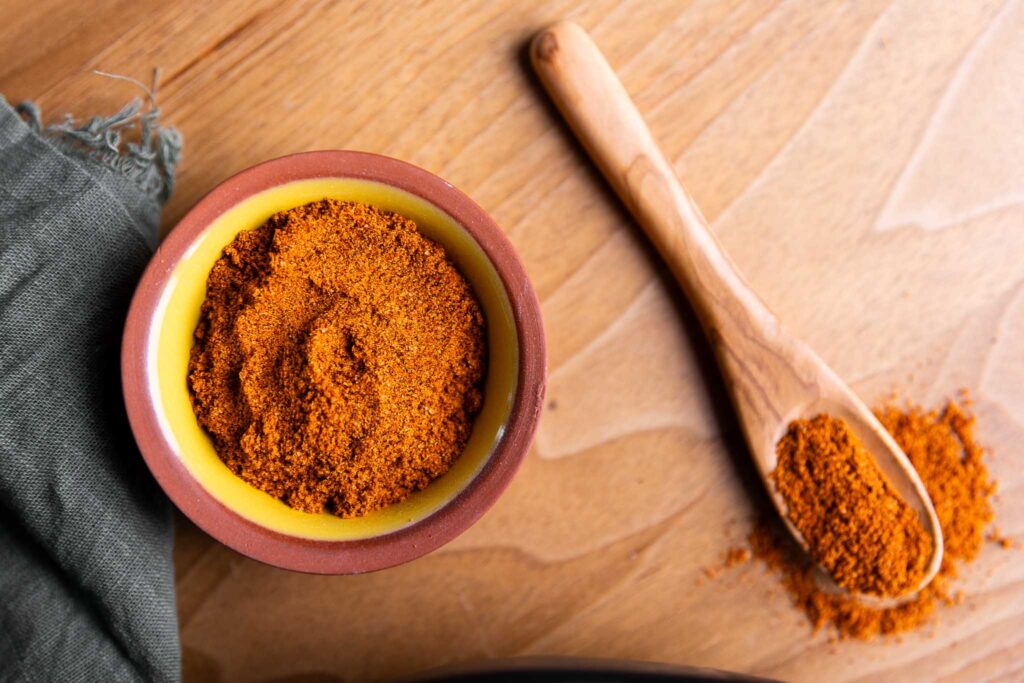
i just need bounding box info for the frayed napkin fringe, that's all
[16,96,181,202]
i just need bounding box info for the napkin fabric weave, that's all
[0,95,181,683]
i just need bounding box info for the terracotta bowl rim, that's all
[121,150,546,574]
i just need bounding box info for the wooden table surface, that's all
[4,1,1022,681]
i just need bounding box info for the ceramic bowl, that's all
[122,151,546,574]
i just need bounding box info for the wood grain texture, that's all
[530,20,945,597]
[3,0,1021,681]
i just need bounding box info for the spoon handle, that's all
[531,21,777,348]
[531,23,947,596]
[530,19,822,472]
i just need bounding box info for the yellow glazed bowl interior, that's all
[152,178,518,541]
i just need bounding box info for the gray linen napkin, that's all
[0,95,181,682]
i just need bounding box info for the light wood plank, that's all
[2,1,1020,681]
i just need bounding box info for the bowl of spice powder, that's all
[122,151,546,573]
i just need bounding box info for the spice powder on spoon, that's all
[773,414,932,598]
[187,199,486,518]
[712,396,1005,640]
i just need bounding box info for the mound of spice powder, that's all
[188,199,486,517]
[749,398,1000,639]
[773,415,932,597]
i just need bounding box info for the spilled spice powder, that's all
[773,415,932,597]
[188,199,486,517]
[746,398,1002,639]
[702,546,753,580]
[988,529,1016,550]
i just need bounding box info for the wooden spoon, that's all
[531,20,943,599]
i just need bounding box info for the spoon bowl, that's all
[531,20,943,599]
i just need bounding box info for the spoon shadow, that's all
[515,37,775,522]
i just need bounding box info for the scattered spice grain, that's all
[701,546,753,580]
[772,415,932,597]
[188,199,486,517]
[987,529,1015,550]
[746,397,1002,640]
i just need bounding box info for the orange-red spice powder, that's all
[750,398,1000,639]
[188,199,486,517]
